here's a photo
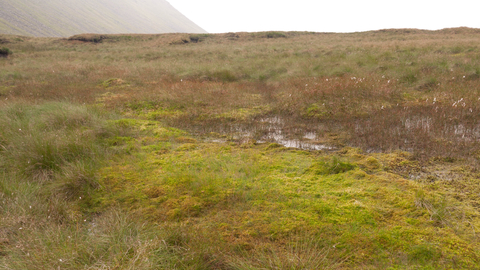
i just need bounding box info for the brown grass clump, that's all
[67,33,107,43]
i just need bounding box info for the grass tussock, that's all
[2,28,480,268]
[0,102,109,181]
[68,34,107,43]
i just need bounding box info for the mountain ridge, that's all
[0,0,206,37]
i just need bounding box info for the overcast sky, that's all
[167,0,480,33]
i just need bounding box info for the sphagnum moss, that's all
[88,119,480,268]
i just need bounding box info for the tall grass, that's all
[0,102,129,268]
[0,102,107,181]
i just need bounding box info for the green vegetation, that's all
[265,31,288,38]
[2,28,480,269]
[0,47,11,57]
[68,34,107,43]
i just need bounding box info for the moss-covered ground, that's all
[86,118,480,268]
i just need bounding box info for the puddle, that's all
[260,116,284,125]
[257,130,332,150]
[303,132,317,140]
[202,117,334,151]
[356,115,480,142]
[184,109,480,156]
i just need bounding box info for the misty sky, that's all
[167,0,480,33]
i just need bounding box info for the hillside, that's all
[0,0,206,37]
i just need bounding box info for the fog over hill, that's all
[0,0,206,37]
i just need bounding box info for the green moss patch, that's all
[89,122,480,268]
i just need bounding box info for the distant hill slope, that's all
[0,0,206,37]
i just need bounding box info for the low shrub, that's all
[189,34,211,43]
[68,34,107,43]
[265,31,287,38]
[0,47,12,57]
[170,38,190,45]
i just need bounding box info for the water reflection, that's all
[257,130,332,150]
[201,117,333,151]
